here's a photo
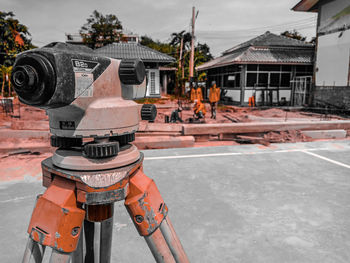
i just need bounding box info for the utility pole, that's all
[179,36,184,78]
[189,6,196,81]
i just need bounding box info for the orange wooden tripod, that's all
[22,153,189,263]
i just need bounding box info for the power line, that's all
[197,18,316,35]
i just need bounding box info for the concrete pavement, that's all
[1,140,350,262]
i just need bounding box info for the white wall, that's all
[316,30,350,86]
[224,89,241,102]
[319,0,349,34]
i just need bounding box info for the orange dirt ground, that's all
[0,97,349,153]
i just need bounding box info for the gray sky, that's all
[1,0,317,57]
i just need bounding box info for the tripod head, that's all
[11,42,156,165]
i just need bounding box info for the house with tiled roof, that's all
[96,43,175,97]
[293,0,350,110]
[197,31,315,106]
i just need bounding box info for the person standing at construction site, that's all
[190,82,203,102]
[209,81,220,119]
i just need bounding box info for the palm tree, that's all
[0,65,6,97]
[6,66,12,96]
[0,65,13,97]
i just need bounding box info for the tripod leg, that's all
[83,203,114,263]
[125,168,189,263]
[83,220,97,263]
[160,218,189,263]
[49,250,71,263]
[144,228,175,263]
[71,228,84,263]
[22,238,46,263]
[26,176,85,254]
[100,216,114,262]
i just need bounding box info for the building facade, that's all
[293,0,350,109]
[197,32,314,106]
[95,43,175,97]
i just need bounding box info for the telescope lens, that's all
[12,65,37,89]
[11,53,56,106]
[13,71,26,86]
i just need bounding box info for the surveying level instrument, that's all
[12,42,189,263]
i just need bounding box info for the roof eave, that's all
[292,0,319,12]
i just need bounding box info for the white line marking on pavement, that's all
[0,195,34,204]
[144,148,330,160]
[301,150,350,169]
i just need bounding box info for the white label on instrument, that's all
[74,72,94,98]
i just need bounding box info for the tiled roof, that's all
[95,43,175,63]
[223,31,314,55]
[197,47,314,71]
[197,32,314,71]
[240,47,314,63]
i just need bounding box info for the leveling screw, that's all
[135,215,144,223]
[71,227,80,236]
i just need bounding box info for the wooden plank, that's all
[183,121,350,135]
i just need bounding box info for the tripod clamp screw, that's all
[135,215,144,223]
[71,227,80,236]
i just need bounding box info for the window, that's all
[247,65,258,71]
[247,73,257,87]
[235,74,241,87]
[282,65,292,71]
[281,73,291,87]
[270,73,280,87]
[258,73,268,87]
[259,65,280,71]
[150,72,156,94]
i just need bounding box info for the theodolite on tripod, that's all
[11,42,189,263]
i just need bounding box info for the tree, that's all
[80,10,123,49]
[140,33,213,95]
[140,36,176,57]
[0,11,35,66]
[280,30,306,41]
[0,11,35,97]
[169,30,191,50]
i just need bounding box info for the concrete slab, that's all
[1,141,350,262]
[134,135,195,149]
[301,129,347,139]
[183,120,350,135]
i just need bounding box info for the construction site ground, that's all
[0,99,350,153]
[1,140,350,262]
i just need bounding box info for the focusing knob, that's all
[119,59,145,85]
[51,136,82,148]
[83,141,119,159]
[141,104,157,121]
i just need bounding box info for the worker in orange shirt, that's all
[193,100,206,120]
[248,92,256,107]
[190,82,203,102]
[209,81,220,119]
